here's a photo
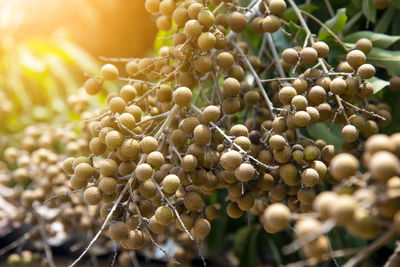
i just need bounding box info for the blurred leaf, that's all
[374,8,395,33]
[362,0,376,23]
[288,21,307,43]
[344,31,400,48]
[306,122,343,149]
[392,0,400,9]
[234,225,254,256]
[342,11,363,35]
[58,40,100,75]
[235,225,260,267]
[367,47,400,76]
[367,77,390,93]
[318,8,348,41]
[283,4,318,22]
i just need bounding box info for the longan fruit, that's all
[303,235,330,259]
[135,163,153,181]
[83,186,103,205]
[101,64,119,81]
[182,154,198,172]
[308,85,326,104]
[105,130,123,150]
[108,221,128,241]
[222,96,240,114]
[234,163,255,182]
[293,111,311,127]
[170,129,187,148]
[292,78,308,94]
[365,134,392,154]
[99,177,117,195]
[251,17,265,34]
[294,218,322,238]
[156,84,172,102]
[331,195,357,225]
[203,105,220,122]
[123,230,145,250]
[74,163,93,180]
[330,77,347,95]
[198,8,215,27]
[313,191,338,219]
[62,157,75,175]
[139,136,158,154]
[301,168,320,187]
[7,254,21,267]
[193,124,211,145]
[184,191,203,211]
[215,13,229,28]
[369,151,400,181]
[146,151,164,169]
[390,76,400,92]
[269,0,287,16]
[329,153,359,180]
[192,219,211,239]
[355,38,373,54]
[159,0,176,17]
[230,124,249,137]
[263,203,291,231]
[228,11,248,33]
[262,15,281,33]
[173,7,190,27]
[173,86,192,106]
[273,146,292,164]
[226,202,243,218]
[84,78,102,95]
[184,19,202,38]
[341,125,359,142]
[306,106,320,124]
[357,64,376,79]
[220,150,242,171]
[109,97,126,114]
[145,0,160,13]
[70,175,88,190]
[223,77,241,97]
[162,174,180,194]
[269,134,286,150]
[188,3,202,19]
[155,206,174,226]
[279,163,300,186]
[346,49,366,69]
[282,48,299,65]
[175,214,194,231]
[234,136,251,151]
[156,16,172,31]
[278,86,297,105]
[291,95,308,110]
[197,32,216,51]
[300,47,318,64]
[217,52,235,70]
[139,180,157,198]
[120,138,139,159]
[193,55,212,74]
[312,41,329,58]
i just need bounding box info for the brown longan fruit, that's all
[222,96,240,114]
[269,0,287,16]
[120,138,139,159]
[329,153,359,180]
[101,64,119,81]
[135,163,153,181]
[155,205,174,226]
[173,86,192,106]
[193,55,212,74]
[173,7,189,27]
[291,95,308,110]
[162,174,180,194]
[104,130,123,150]
[139,180,157,198]
[357,64,376,79]
[251,17,264,34]
[170,129,187,148]
[306,107,320,124]
[215,13,228,28]
[234,136,251,151]
[109,97,126,114]
[330,77,347,95]
[263,203,291,231]
[181,154,198,172]
[282,48,299,65]
[108,221,128,241]
[234,163,255,182]
[84,78,102,95]
[83,187,103,205]
[123,230,145,250]
[146,151,164,169]
[193,124,211,145]
[145,0,160,13]
[293,111,311,127]
[341,125,359,143]
[99,177,117,195]
[193,218,211,238]
[223,77,241,97]
[300,47,318,64]
[220,150,242,171]
[312,41,329,58]
[156,16,171,31]
[269,134,286,150]
[294,218,322,238]
[184,19,202,38]
[175,214,194,231]
[369,151,400,180]
[374,0,390,9]
[355,38,373,54]
[74,163,93,180]
[262,15,281,33]
[139,136,158,154]
[156,84,172,102]
[365,134,392,154]
[331,195,357,225]
[226,202,243,218]
[228,11,248,33]
[62,157,75,175]
[203,105,220,122]
[70,175,88,189]
[279,163,300,186]
[273,146,292,164]
[390,76,400,92]
[148,217,165,234]
[243,90,260,106]
[198,8,215,27]
[292,78,308,94]
[230,124,249,137]
[217,52,235,70]
[180,117,200,135]
[308,85,326,104]
[184,191,203,211]
[313,191,338,219]
[346,49,366,69]
[159,0,175,17]
[301,168,320,187]
[278,86,297,105]
[197,32,216,51]
[188,2,202,18]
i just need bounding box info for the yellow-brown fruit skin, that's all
[329,153,359,180]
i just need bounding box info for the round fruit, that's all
[83,187,103,205]
[300,47,318,64]
[278,86,297,105]
[346,50,366,69]
[269,0,287,16]
[101,64,119,81]
[263,203,291,231]
[234,163,255,182]
[262,15,281,33]
[173,87,192,106]
[228,12,248,33]
[220,150,242,171]
[162,174,180,194]
[329,153,359,180]
[355,38,373,54]
[357,64,376,79]
[312,41,329,58]
[369,151,400,180]
[108,221,128,241]
[84,78,102,95]
[193,218,211,238]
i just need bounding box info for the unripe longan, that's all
[173,87,192,106]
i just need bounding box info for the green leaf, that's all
[306,122,343,149]
[344,31,400,48]
[283,4,318,21]
[342,11,363,35]
[234,225,254,256]
[362,0,376,23]
[374,7,396,33]
[236,226,260,267]
[367,47,400,76]
[367,77,390,94]
[318,8,348,41]
[288,21,307,43]
[391,0,400,9]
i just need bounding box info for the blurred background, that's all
[0,0,156,134]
